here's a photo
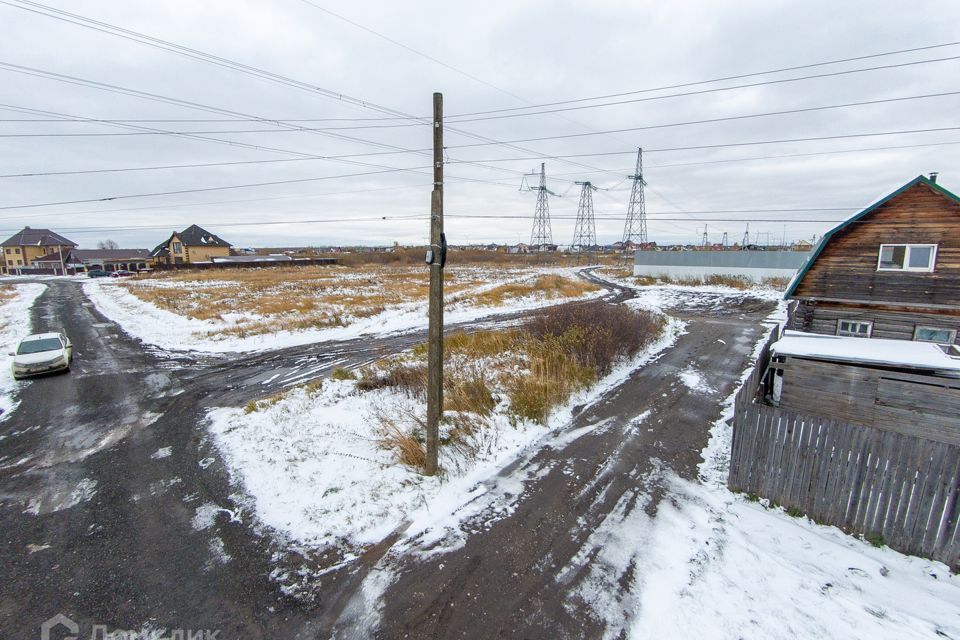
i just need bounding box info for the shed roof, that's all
[72,249,151,260]
[784,175,960,299]
[772,330,960,374]
[1,227,77,248]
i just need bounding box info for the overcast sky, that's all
[1,0,959,249]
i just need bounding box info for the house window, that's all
[877,244,937,271]
[172,242,183,254]
[837,319,872,338]
[14,248,20,254]
[4,249,9,254]
[16,260,22,266]
[914,326,957,345]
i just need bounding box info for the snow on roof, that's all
[773,330,960,374]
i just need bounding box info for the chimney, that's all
[929,172,939,183]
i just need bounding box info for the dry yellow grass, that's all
[465,274,599,307]
[121,265,594,339]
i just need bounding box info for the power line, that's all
[6,132,958,180]
[443,127,960,162]
[445,55,960,123]
[0,1,625,183]
[443,91,960,149]
[445,41,960,118]
[0,166,432,211]
[296,0,530,106]
[0,214,431,236]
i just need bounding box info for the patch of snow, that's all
[678,365,714,394]
[0,283,47,417]
[150,446,172,460]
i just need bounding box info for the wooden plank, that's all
[901,439,935,555]
[800,418,827,517]
[875,432,908,542]
[788,415,813,511]
[914,444,949,557]
[924,445,960,557]
[814,419,842,524]
[848,429,879,533]
[839,425,870,528]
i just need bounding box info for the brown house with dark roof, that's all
[0,227,77,274]
[151,225,231,265]
[785,174,960,347]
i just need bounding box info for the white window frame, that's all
[913,325,957,345]
[837,319,873,338]
[876,243,938,272]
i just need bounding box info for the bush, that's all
[526,301,663,376]
[445,373,496,416]
[330,367,355,381]
[357,363,427,398]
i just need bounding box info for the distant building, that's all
[31,248,151,274]
[633,249,809,281]
[0,227,77,274]
[151,224,231,266]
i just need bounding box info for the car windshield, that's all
[17,337,62,355]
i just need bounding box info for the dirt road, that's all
[0,277,774,638]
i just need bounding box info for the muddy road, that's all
[0,276,775,638]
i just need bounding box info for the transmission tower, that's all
[621,147,648,247]
[721,231,729,248]
[571,181,598,262]
[529,163,553,251]
[700,224,709,248]
[741,223,750,247]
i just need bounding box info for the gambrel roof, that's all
[784,175,960,299]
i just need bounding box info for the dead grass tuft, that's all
[373,408,427,470]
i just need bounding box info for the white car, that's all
[11,332,73,380]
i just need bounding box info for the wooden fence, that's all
[728,329,960,570]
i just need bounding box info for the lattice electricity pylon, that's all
[621,147,648,248]
[571,181,598,260]
[529,163,553,251]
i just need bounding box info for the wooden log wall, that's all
[792,182,960,307]
[785,302,960,345]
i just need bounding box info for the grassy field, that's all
[119,265,599,338]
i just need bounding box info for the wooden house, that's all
[151,225,231,266]
[785,174,960,346]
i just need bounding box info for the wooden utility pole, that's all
[425,92,444,476]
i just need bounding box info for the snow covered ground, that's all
[588,299,960,640]
[205,319,683,548]
[0,283,46,417]
[83,267,604,353]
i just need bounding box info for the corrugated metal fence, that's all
[728,329,960,569]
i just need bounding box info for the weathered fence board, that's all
[727,327,960,570]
